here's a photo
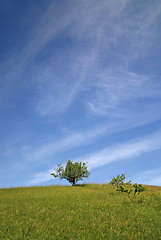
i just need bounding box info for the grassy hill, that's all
[0,184,161,239]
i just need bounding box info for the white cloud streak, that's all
[132,168,161,186]
[87,74,161,116]
[0,1,85,107]
[75,130,161,169]
[33,0,161,117]
[23,125,109,162]
[29,168,54,186]
[23,112,161,164]
[2,0,160,116]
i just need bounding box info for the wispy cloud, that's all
[75,130,161,169]
[29,168,54,186]
[1,0,161,117]
[0,1,85,108]
[22,114,161,164]
[87,74,161,117]
[22,125,110,162]
[132,168,161,186]
[29,130,161,185]
[33,0,161,117]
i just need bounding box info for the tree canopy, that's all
[51,160,90,186]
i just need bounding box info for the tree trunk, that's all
[72,178,76,186]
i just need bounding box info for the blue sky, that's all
[0,0,161,188]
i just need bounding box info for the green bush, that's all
[116,183,146,202]
[109,173,131,188]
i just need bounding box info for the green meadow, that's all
[0,184,161,240]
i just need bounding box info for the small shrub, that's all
[109,173,131,188]
[116,183,146,202]
[133,183,145,196]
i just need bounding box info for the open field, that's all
[0,184,161,239]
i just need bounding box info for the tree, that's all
[51,160,90,186]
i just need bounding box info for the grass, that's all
[0,184,161,239]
